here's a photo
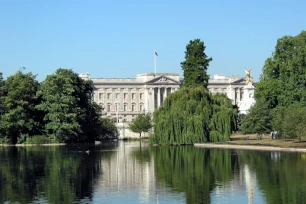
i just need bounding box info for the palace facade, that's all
[79,72,255,122]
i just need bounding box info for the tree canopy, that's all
[239,98,271,135]
[36,68,103,143]
[181,39,212,88]
[255,30,306,108]
[129,113,152,137]
[152,87,237,145]
[152,39,237,145]
[240,31,306,138]
[0,68,117,144]
[0,71,41,144]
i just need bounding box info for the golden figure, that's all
[245,68,253,85]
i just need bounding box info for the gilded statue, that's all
[245,68,253,85]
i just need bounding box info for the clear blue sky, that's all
[1,0,305,82]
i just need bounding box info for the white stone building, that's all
[207,74,255,114]
[79,72,255,123]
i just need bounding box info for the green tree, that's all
[181,39,212,88]
[240,98,272,135]
[0,70,41,144]
[153,39,237,145]
[255,30,306,108]
[0,72,5,117]
[36,68,102,143]
[272,104,306,140]
[252,31,306,139]
[96,118,118,139]
[152,87,237,145]
[129,113,152,137]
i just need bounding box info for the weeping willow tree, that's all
[151,39,237,145]
[209,93,238,142]
[151,86,237,145]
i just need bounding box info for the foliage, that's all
[25,135,52,144]
[0,72,5,116]
[240,98,272,134]
[270,104,306,140]
[251,31,306,139]
[36,68,102,143]
[96,118,118,139]
[152,146,238,204]
[152,87,237,145]
[128,113,152,137]
[181,39,212,88]
[237,113,246,131]
[255,31,306,108]
[0,71,41,144]
[209,93,238,142]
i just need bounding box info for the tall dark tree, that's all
[0,70,40,144]
[153,39,237,145]
[181,39,212,88]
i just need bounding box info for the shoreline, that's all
[194,143,306,152]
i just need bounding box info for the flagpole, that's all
[154,49,156,74]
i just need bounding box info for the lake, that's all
[1,140,306,204]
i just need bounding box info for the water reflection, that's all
[239,150,306,204]
[0,144,116,203]
[1,142,306,203]
[94,140,184,204]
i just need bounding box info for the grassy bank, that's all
[228,134,306,149]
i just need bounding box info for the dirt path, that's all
[194,142,306,152]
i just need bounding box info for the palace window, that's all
[116,93,120,99]
[107,93,112,99]
[99,93,103,100]
[115,103,119,111]
[140,104,143,111]
[140,93,143,99]
[124,103,127,111]
[124,93,128,99]
[132,93,135,99]
[107,104,111,112]
[132,104,135,111]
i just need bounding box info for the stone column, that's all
[157,87,161,108]
[163,87,167,102]
[145,88,149,113]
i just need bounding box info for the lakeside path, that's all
[194,143,306,153]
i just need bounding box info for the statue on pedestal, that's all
[245,68,253,85]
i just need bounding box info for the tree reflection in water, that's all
[0,143,117,203]
[151,146,239,204]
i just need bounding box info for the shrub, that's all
[25,135,52,144]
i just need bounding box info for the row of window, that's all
[98,93,144,100]
[100,103,144,112]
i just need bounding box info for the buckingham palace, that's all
[79,72,255,122]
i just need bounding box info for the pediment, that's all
[231,78,246,85]
[145,75,180,84]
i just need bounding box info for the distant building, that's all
[79,72,255,122]
[207,74,255,114]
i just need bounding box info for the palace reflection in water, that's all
[95,141,170,203]
[1,141,306,204]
